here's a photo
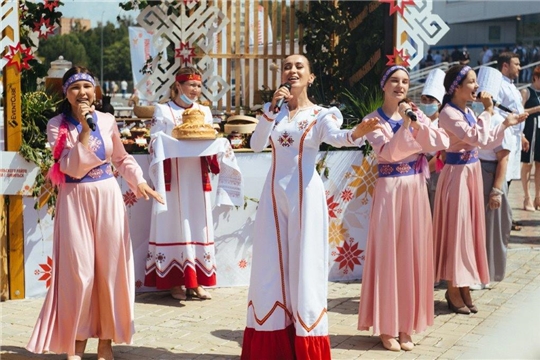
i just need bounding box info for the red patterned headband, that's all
[176,73,202,83]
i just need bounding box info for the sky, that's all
[58,1,140,28]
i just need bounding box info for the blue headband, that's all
[447,66,472,95]
[62,73,95,95]
[380,65,409,89]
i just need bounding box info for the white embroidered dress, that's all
[242,103,363,360]
[144,101,218,289]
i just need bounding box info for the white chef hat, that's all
[477,66,503,102]
[421,68,446,103]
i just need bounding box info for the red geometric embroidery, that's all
[297,119,308,130]
[238,259,248,269]
[123,189,138,207]
[341,188,354,202]
[35,256,53,289]
[327,195,339,218]
[334,240,363,274]
[278,131,294,147]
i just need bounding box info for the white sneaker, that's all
[469,283,486,290]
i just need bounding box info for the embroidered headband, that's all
[380,65,409,89]
[447,66,472,96]
[176,73,202,83]
[62,73,95,95]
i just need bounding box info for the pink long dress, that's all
[433,104,506,286]
[27,111,146,355]
[358,108,449,337]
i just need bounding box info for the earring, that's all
[308,83,312,87]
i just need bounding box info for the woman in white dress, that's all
[144,67,215,300]
[241,54,381,359]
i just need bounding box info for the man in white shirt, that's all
[497,52,525,230]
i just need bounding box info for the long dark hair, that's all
[57,66,96,115]
[440,65,470,111]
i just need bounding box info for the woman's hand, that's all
[398,102,419,130]
[271,85,292,112]
[488,187,503,210]
[477,91,494,114]
[502,112,528,128]
[138,183,164,204]
[351,117,382,140]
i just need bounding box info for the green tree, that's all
[104,37,132,81]
[37,33,89,68]
[296,0,385,110]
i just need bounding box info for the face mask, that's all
[470,102,485,116]
[180,93,194,105]
[419,103,439,117]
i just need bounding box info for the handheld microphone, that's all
[476,93,514,113]
[273,83,291,114]
[85,113,96,131]
[398,99,417,121]
[493,99,514,114]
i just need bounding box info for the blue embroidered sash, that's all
[378,160,423,178]
[445,149,479,165]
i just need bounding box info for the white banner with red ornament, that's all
[24,151,376,298]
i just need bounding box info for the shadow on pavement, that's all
[0,345,241,359]
[135,291,186,307]
[211,329,244,346]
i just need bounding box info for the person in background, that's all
[26,66,162,360]
[481,46,494,65]
[121,79,128,99]
[497,52,525,230]
[520,65,540,211]
[357,66,449,352]
[433,65,527,315]
[433,50,443,65]
[241,54,381,360]
[144,66,217,301]
[418,68,446,213]
[459,47,471,65]
[474,66,514,290]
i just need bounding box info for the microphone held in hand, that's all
[85,113,96,131]
[398,99,417,121]
[476,93,514,113]
[273,83,292,114]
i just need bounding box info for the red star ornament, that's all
[43,0,60,11]
[379,0,415,16]
[3,42,34,72]
[33,17,56,39]
[386,47,410,67]
[175,42,196,64]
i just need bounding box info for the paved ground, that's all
[1,176,539,359]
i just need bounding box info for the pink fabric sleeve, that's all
[439,106,499,147]
[109,117,147,196]
[411,111,450,153]
[365,118,422,163]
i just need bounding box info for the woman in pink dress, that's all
[433,65,527,315]
[26,66,162,360]
[357,66,450,351]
